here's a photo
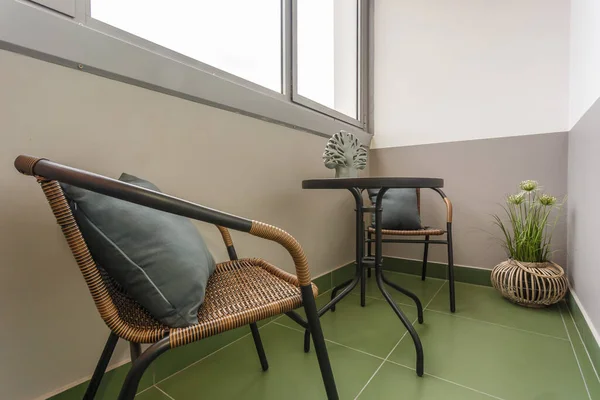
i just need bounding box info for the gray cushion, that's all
[368,189,422,230]
[61,173,216,328]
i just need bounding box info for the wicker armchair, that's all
[365,188,455,312]
[14,156,338,400]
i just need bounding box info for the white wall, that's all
[567,98,600,349]
[0,50,356,400]
[567,0,600,348]
[373,0,570,148]
[569,0,600,127]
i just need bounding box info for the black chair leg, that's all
[304,329,311,353]
[118,337,170,400]
[360,266,366,307]
[421,235,430,281]
[84,332,119,400]
[367,231,372,278]
[447,222,456,313]
[301,285,339,400]
[250,322,269,371]
[129,342,142,363]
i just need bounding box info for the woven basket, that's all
[491,259,568,308]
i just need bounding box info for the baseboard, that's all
[381,256,492,287]
[47,261,355,400]
[566,290,600,376]
[312,260,356,293]
[48,354,155,399]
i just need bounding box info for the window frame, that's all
[85,0,287,102]
[0,0,372,142]
[290,0,367,128]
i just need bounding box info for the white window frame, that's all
[0,0,372,143]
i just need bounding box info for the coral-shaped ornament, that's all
[323,130,367,178]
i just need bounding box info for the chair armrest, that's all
[249,221,311,286]
[430,188,453,223]
[15,155,312,286]
[216,222,310,285]
[216,225,234,248]
[216,225,239,261]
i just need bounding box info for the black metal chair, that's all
[366,188,455,312]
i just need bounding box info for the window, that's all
[5,0,370,138]
[91,0,282,92]
[296,0,358,120]
[90,0,365,126]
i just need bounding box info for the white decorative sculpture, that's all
[323,130,368,178]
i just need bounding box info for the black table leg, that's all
[375,188,424,376]
[304,273,360,351]
[375,268,424,376]
[352,188,368,307]
[309,186,425,376]
[320,188,365,315]
[382,273,424,324]
[313,188,364,316]
[330,278,353,312]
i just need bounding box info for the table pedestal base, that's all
[302,187,425,377]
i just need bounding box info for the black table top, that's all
[302,177,444,189]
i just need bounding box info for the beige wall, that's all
[0,50,357,400]
[369,132,569,270]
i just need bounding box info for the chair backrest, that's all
[368,188,422,214]
[35,178,168,342]
[15,156,180,342]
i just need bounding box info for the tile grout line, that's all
[144,288,336,397]
[559,304,592,400]
[272,321,387,362]
[154,385,176,400]
[425,308,570,341]
[313,281,515,400]
[153,319,275,388]
[565,303,600,383]
[354,280,447,399]
[385,359,506,400]
[135,385,153,396]
[360,279,571,342]
[379,268,448,282]
[407,281,508,400]
[349,277,447,308]
[423,280,447,311]
[348,291,421,307]
[352,327,413,400]
[150,287,334,393]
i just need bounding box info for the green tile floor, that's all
[116,272,600,399]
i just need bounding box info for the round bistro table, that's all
[302,177,445,377]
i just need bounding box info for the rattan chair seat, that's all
[102,258,314,346]
[367,226,446,236]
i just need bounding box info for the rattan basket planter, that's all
[491,259,568,308]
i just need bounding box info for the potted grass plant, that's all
[490,180,568,307]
